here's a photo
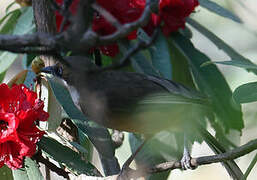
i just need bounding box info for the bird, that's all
[40,56,243,177]
[41,56,209,133]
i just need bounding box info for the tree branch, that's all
[92,28,159,72]
[70,138,257,179]
[0,0,159,55]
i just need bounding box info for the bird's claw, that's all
[180,152,196,170]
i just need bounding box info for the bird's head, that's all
[40,64,63,78]
[40,56,98,81]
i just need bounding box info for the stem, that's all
[242,152,257,180]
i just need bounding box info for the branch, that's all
[70,138,257,179]
[0,0,159,54]
[81,0,158,46]
[92,28,159,72]
[91,2,122,29]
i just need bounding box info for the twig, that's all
[92,28,159,72]
[70,138,257,179]
[81,0,158,46]
[91,2,122,29]
[59,0,74,32]
[241,152,257,180]
[0,0,158,54]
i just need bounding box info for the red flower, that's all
[55,0,79,32]
[131,0,199,35]
[0,84,48,169]
[55,0,143,57]
[55,0,198,56]
[92,0,143,56]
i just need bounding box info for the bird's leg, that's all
[118,140,147,179]
[180,133,196,170]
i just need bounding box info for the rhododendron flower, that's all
[0,84,48,169]
[55,0,143,57]
[55,0,198,56]
[131,0,199,35]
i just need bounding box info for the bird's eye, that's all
[55,66,63,78]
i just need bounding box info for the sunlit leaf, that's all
[13,7,35,35]
[24,158,44,180]
[187,18,257,75]
[7,70,28,87]
[5,2,17,14]
[201,60,257,70]
[12,158,44,180]
[198,0,241,23]
[0,7,35,83]
[0,9,21,34]
[0,52,19,83]
[12,168,29,180]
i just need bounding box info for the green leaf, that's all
[0,7,35,82]
[149,32,172,79]
[168,35,195,88]
[5,2,17,14]
[0,52,19,81]
[0,165,13,180]
[0,52,17,73]
[241,152,257,180]
[13,7,35,35]
[7,70,29,87]
[119,41,160,76]
[12,168,29,180]
[0,9,21,34]
[38,137,101,176]
[170,33,244,132]
[198,0,241,23]
[12,158,43,180]
[187,18,257,75]
[0,71,6,83]
[45,76,120,175]
[201,60,257,70]
[24,158,44,180]
[137,29,172,79]
[0,9,18,26]
[233,82,257,104]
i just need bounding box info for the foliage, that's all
[0,0,256,179]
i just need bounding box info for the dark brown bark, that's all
[32,0,56,34]
[32,0,57,66]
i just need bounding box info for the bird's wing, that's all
[146,75,206,99]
